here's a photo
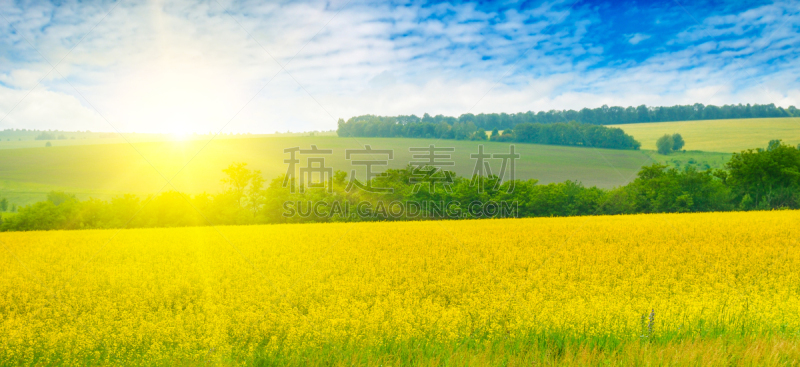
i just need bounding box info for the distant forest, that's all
[341,103,798,131]
[337,103,796,149]
[338,119,641,149]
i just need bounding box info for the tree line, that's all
[2,141,800,232]
[338,119,641,150]
[338,103,797,133]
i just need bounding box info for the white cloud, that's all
[0,0,798,134]
[0,84,109,131]
[626,33,650,45]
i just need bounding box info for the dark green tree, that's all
[672,134,685,150]
[472,128,488,140]
[726,141,800,209]
[621,164,730,213]
[656,134,674,155]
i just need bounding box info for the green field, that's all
[611,117,800,153]
[9,117,800,209]
[0,136,672,206]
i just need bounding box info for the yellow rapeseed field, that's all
[1,211,800,365]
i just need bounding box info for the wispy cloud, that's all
[626,33,650,45]
[0,0,798,133]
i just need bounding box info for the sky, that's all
[0,0,799,134]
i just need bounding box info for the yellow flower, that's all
[1,211,799,363]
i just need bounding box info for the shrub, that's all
[672,133,685,150]
[656,134,674,155]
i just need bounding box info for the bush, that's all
[672,133,685,150]
[726,141,800,209]
[3,144,800,232]
[656,134,674,155]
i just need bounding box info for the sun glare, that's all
[169,131,190,141]
[114,61,238,135]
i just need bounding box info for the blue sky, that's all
[0,0,798,133]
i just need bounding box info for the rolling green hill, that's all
[0,136,691,207]
[13,115,798,209]
[610,117,800,153]
[2,117,798,209]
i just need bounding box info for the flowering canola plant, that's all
[1,211,799,364]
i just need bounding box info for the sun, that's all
[161,112,195,140]
[169,130,191,141]
[113,61,238,135]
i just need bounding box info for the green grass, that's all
[0,135,741,207]
[0,136,665,206]
[0,131,765,208]
[4,116,798,207]
[237,334,800,367]
[48,333,800,366]
[610,117,800,153]
[646,150,731,171]
[8,116,800,208]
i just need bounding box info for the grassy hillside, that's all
[0,136,670,206]
[0,126,755,209]
[3,118,797,208]
[12,118,788,210]
[610,117,800,153]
